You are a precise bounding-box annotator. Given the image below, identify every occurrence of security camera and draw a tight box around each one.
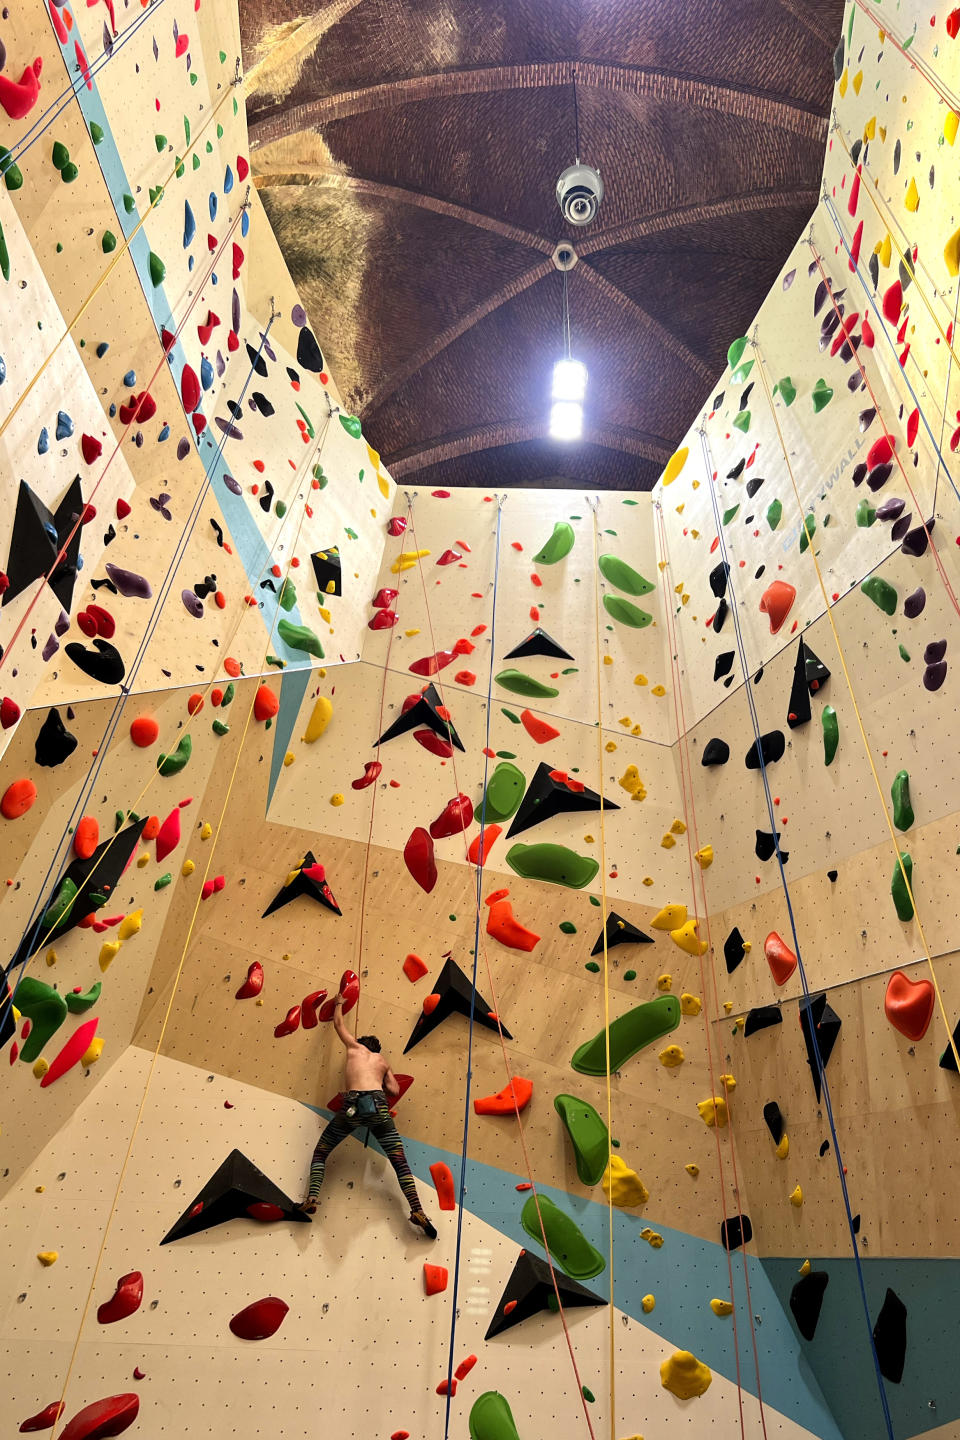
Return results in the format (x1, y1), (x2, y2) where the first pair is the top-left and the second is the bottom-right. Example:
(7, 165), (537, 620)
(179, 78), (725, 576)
(556, 162), (603, 227)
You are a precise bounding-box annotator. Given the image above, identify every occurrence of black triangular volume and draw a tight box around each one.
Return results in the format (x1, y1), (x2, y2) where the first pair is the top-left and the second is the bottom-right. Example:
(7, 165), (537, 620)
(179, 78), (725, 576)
(872, 1288), (907, 1384)
(791, 1271), (829, 1341)
(763, 1101), (784, 1144)
(49, 475), (85, 612)
(709, 561), (730, 599)
(799, 992), (841, 1103)
(161, 1148), (311, 1244)
(724, 926), (746, 974)
(591, 911), (653, 956)
(262, 850), (341, 919)
(374, 683), (465, 752)
(804, 645), (830, 695)
(502, 628), (574, 662)
(403, 957), (510, 1054)
(3, 481), (63, 606)
(720, 1214), (752, 1251)
(702, 738), (729, 767)
(485, 1249), (604, 1339)
(938, 1018), (960, 1072)
(507, 762), (619, 839)
(745, 731), (785, 769)
(787, 641), (812, 729)
(311, 545), (342, 597)
(744, 1006), (782, 1037)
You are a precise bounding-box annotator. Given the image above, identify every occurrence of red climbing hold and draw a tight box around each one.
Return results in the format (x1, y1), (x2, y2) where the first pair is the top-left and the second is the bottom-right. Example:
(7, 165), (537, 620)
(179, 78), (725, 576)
(19, 1401), (65, 1432)
(906, 409), (919, 448)
(235, 962), (264, 999)
(387, 517), (407, 536)
(424, 1264), (448, 1295)
(455, 1355), (478, 1380)
(422, 994), (441, 1015)
(58, 1395), (139, 1440)
(410, 648), (457, 677)
(316, 970), (359, 1022)
(390, 1432), (411, 1440)
(485, 890), (540, 952)
(473, 1077), (533, 1115)
(300, 990), (328, 1029)
(467, 824), (501, 867)
(228, 1297), (289, 1340)
(74, 817), (100, 861)
(1, 696), (21, 729)
(847, 164), (861, 217)
(245, 1202), (285, 1222)
(97, 1272), (144, 1325)
(232, 243), (245, 280)
(758, 580), (796, 635)
(130, 715), (159, 748)
(430, 1161), (456, 1210)
(949, 6), (960, 37)
(254, 686), (279, 721)
(155, 807), (181, 863)
(368, 609), (398, 629)
(274, 1006), (301, 1038)
(414, 728), (453, 758)
(40, 1018), (99, 1087)
(351, 761), (382, 790)
(403, 953), (429, 982)
(436, 1379), (457, 1397)
(882, 280), (903, 325)
(862, 314), (875, 348)
(81, 434), (103, 465)
(764, 931), (798, 986)
(404, 827), (438, 892)
(0, 57), (42, 121)
(429, 793), (474, 839)
(884, 970), (935, 1041)
(520, 709), (560, 744)
(2, 779), (37, 819)
(371, 588), (399, 608)
(436, 549), (462, 566)
(867, 435), (896, 469)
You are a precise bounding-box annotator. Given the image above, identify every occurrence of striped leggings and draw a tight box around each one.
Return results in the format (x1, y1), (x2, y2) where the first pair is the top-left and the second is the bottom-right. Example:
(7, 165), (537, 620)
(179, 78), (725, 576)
(308, 1090), (423, 1211)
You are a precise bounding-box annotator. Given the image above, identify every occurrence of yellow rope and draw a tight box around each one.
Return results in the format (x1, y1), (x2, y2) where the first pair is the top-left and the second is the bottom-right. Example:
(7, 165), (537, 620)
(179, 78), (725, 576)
(0, 80), (241, 444)
(590, 500), (616, 1440)
(752, 340), (960, 1072)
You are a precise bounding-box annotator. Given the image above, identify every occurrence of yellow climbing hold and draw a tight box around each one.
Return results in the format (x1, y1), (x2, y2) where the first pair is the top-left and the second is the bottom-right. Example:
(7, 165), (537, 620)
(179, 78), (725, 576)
(710, 1299), (734, 1317)
(630, 724), (642, 736)
(634, 674), (648, 686)
(838, 67), (848, 97)
(33, 1057), (49, 1079)
(878, 232), (892, 268)
(618, 765), (646, 800)
(798, 1258), (811, 1276)
(670, 922), (708, 958)
(852, 68), (863, 94)
(719, 1072), (736, 1091)
(330, 793), (345, 807)
(660, 1350), (712, 1400)
(776, 1134), (790, 1159)
(200, 822), (213, 841)
(603, 1154), (649, 1208)
(82, 1036), (104, 1067)
(863, 115), (876, 141)
(790, 1185), (803, 1208)
(651, 904), (686, 930)
(45, 949), (57, 967)
(945, 227), (960, 277)
(661, 833), (676, 849)
(391, 549), (431, 573)
(98, 940), (121, 973)
(182, 859), (195, 877)
(904, 177), (919, 212)
(605, 742), (617, 754)
(657, 973), (673, 992)
(651, 685), (666, 697)
(642, 1294), (656, 1314)
(661, 446), (689, 486)
(659, 1044), (684, 1068)
(642, 876), (654, 886)
(723, 1001), (733, 1014)
(136, 851), (150, 869)
(283, 752), (295, 767)
(685, 1163), (699, 1177)
(945, 110), (959, 146)
(646, 1232), (664, 1249)
(603, 654), (613, 667)
(697, 1096), (728, 1128)
(670, 819), (686, 835)
(583, 834), (594, 844)
(118, 908), (142, 941)
(37, 1251), (59, 1266)
(303, 694), (333, 742)
(694, 845), (713, 869)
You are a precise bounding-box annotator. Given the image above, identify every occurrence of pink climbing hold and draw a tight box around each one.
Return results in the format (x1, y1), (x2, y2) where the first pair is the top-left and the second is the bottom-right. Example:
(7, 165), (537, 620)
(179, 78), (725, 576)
(429, 793), (474, 839)
(58, 1395), (139, 1440)
(758, 580), (796, 635)
(40, 1017), (99, 1087)
(764, 931), (798, 986)
(0, 57), (42, 121)
(404, 827), (438, 893)
(155, 807), (181, 863)
(97, 1272), (144, 1325)
(229, 1297), (288, 1340)
(235, 962), (263, 999)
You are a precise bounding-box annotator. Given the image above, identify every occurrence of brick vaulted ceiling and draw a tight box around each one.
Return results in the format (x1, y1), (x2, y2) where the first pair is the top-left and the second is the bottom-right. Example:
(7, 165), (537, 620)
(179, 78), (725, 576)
(240, 0), (843, 491)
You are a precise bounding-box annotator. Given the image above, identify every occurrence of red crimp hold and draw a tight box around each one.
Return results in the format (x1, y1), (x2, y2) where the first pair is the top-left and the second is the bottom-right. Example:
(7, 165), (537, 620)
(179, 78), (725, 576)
(520, 709), (560, 744)
(40, 1017), (99, 1088)
(404, 827), (438, 892)
(430, 1162), (456, 1211)
(245, 1202), (285, 1222)
(390, 1432), (411, 1440)
(229, 1297), (288, 1340)
(155, 807), (181, 863)
(409, 648), (457, 677)
(132, 1370), (145, 1382)
(429, 793), (474, 839)
(436, 549), (462, 566)
(352, 761), (382, 790)
(59, 1393), (139, 1440)
(424, 1264), (448, 1295)
(368, 609), (398, 629)
(274, 1006), (301, 1038)
(235, 962), (263, 1000)
(455, 1354), (478, 1381)
(97, 1272), (144, 1325)
(467, 824), (501, 867)
(436, 1379), (457, 1397)
(300, 990), (328, 1029)
(316, 970), (359, 1022)
(414, 729), (453, 758)
(372, 588), (399, 608)
(402, 953), (429, 982)
(473, 1077), (533, 1115)
(19, 1401), (65, 1432)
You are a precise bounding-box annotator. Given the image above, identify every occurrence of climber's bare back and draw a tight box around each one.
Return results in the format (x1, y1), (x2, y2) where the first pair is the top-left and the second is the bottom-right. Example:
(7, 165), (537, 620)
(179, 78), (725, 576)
(344, 1045), (390, 1092)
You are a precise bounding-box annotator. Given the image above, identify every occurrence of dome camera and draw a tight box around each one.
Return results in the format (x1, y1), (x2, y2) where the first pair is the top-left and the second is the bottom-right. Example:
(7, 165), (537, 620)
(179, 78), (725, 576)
(556, 162), (603, 227)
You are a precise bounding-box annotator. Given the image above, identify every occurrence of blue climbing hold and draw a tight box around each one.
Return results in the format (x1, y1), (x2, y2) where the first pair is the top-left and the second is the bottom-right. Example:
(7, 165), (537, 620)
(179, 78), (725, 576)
(55, 410), (73, 440)
(200, 356), (214, 390)
(37, 427), (49, 454)
(96, 342), (109, 358)
(183, 200), (196, 248)
(241, 209), (249, 238)
(158, 424), (170, 442)
(123, 370), (136, 388)
(223, 164), (234, 194)
(209, 192), (217, 221)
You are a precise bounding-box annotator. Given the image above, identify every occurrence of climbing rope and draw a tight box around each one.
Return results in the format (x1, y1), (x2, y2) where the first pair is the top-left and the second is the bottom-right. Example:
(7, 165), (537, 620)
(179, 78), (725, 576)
(698, 423), (898, 1440)
(850, 0), (960, 114)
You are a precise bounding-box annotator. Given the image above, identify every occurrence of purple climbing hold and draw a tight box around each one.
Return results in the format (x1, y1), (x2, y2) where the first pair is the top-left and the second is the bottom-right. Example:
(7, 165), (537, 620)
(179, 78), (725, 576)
(223, 474), (242, 496)
(177, 438), (190, 461)
(181, 589), (204, 618)
(852, 463), (867, 487)
(291, 304), (307, 327)
(866, 463), (893, 491)
(891, 513), (912, 542)
(232, 288), (240, 332)
(924, 661), (947, 692)
(105, 564), (153, 599)
(903, 587), (926, 619)
(924, 640), (946, 665)
(876, 498), (904, 521)
(42, 635), (59, 662)
(55, 610), (70, 637)
(216, 418), (243, 441)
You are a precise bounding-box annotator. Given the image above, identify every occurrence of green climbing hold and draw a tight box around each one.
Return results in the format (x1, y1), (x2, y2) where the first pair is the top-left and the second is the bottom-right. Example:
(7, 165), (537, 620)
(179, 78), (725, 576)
(277, 618), (324, 658)
(892, 770), (914, 830)
(155, 873), (173, 890)
(480, 761), (526, 824)
(276, 500), (287, 519)
(589, 895), (600, 907)
(51, 140), (70, 171)
(278, 579), (297, 612)
(582, 1388), (596, 1404)
(15, 978), (68, 1063)
(554, 1093), (610, 1185)
(313, 464), (328, 488)
(766, 498), (782, 531)
(623, 969), (637, 982)
(506, 842), (599, 890)
(533, 520), (575, 564)
(469, 1393), (522, 1440)
(114, 809), (124, 832)
(822, 705), (839, 765)
(123, 193), (136, 214)
(495, 669), (559, 699)
(733, 410), (751, 433)
(42, 876), (78, 933)
(155, 134), (167, 152)
(799, 514), (817, 553)
(60, 162), (79, 184)
(730, 361), (754, 385)
(559, 921), (577, 934)
(221, 682), (235, 706)
(501, 708), (520, 724)
(811, 378), (833, 412)
(212, 719), (229, 736)
(861, 575), (898, 615)
(101, 232), (117, 254)
(66, 982), (101, 1014)
(339, 414), (363, 439)
(496, 750), (517, 760)
(157, 734), (192, 777)
(727, 336), (749, 370)
(0, 218), (9, 281)
(775, 376), (797, 406)
(149, 252), (166, 287)
(723, 505), (740, 526)
(90, 122), (104, 145)
(0, 146), (23, 191)
(585, 961), (600, 973)
(856, 499), (877, 527)
(899, 644), (910, 662)
(597, 554), (654, 596)
(572, 996), (681, 1076)
(520, 1193), (605, 1279)
(602, 595), (653, 629)
(892, 851), (915, 921)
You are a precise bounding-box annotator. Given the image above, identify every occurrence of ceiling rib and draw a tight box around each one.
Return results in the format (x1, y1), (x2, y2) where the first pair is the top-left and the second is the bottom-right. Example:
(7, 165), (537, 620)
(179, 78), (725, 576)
(576, 264), (714, 383)
(576, 187), (821, 255)
(385, 419), (673, 476)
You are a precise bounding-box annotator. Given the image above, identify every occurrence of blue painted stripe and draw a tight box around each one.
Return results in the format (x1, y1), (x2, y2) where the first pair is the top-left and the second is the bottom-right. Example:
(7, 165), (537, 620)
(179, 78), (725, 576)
(267, 664), (311, 807)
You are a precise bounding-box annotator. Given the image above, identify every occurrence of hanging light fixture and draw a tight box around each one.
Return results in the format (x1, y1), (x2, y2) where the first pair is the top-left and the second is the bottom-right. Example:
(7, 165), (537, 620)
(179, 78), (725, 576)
(549, 263), (586, 441)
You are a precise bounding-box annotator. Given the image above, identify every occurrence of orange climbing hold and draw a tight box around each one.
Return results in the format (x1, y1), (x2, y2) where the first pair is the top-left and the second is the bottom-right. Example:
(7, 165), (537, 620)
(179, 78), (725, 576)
(520, 709), (561, 744)
(467, 824), (501, 867)
(430, 1161), (456, 1210)
(422, 993), (441, 1015)
(884, 970), (935, 1041)
(130, 715), (159, 747)
(485, 889), (541, 951)
(455, 1355), (478, 1380)
(758, 580), (796, 635)
(473, 1077), (533, 1115)
(254, 686), (279, 722)
(73, 816), (99, 860)
(1, 779), (37, 820)
(423, 1264), (448, 1296)
(764, 932), (798, 986)
(142, 815), (160, 842)
(403, 953), (429, 983)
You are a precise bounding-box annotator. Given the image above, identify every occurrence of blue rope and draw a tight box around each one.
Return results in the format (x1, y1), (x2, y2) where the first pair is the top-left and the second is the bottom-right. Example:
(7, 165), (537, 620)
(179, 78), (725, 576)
(443, 496), (504, 1440)
(697, 425), (896, 1440)
(2, 301), (275, 1031)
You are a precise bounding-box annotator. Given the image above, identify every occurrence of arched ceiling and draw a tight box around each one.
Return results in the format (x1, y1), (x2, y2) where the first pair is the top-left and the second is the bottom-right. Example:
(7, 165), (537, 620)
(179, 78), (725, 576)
(240, 0), (842, 490)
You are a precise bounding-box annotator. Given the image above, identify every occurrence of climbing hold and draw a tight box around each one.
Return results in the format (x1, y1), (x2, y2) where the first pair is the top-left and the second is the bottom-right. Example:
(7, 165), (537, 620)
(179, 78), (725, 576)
(424, 1264), (448, 1296)
(58, 1395), (140, 1440)
(277, 620), (323, 658)
(861, 575), (898, 615)
(679, 993), (701, 1016)
(597, 555), (654, 595)
(508, 764), (618, 837)
(745, 731), (785, 769)
(661, 446), (688, 486)
(503, 627), (574, 662)
(40, 1017), (99, 1088)
(495, 669), (559, 699)
(403, 827), (437, 893)
(572, 996), (680, 1075)
(130, 716), (159, 748)
(789, 1185), (803, 1208)
(469, 1393), (522, 1440)
(884, 970), (934, 1040)
(229, 1297), (289, 1340)
(660, 1351), (712, 1400)
(697, 1097), (728, 1128)
(15, 979), (68, 1063)
(619, 765), (646, 800)
(764, 932), (798, 986)
(66, 983), (101, 1015)
(533, 521), (575, 564)
(485, 890), (540, 951)
(758, 581), (796, 634)
(97, 1272), (144, 1324)
(554, 1094), (609, 1184)
(790, 1271), (829, 1341)
(2, 778), (37, 819)
(811, 378), (833, 412)
(404, 958), (510, 1052)
(520, 1193), (605, 1279)
(659, 1044), (684, 1067)
(891, 851), (914, 921)
(701, 738), (729, 766)
(519, 709), (561, 744)
(601, 1154), (648, 1207)
(18, 1401), (66, 1432)
(431, 1162), (456, 1210)
(669, 920), (708, 957)
(475, 1077), (533, 1116)
(157, 736), (192, 777)
(98, 941), (121, 973)
(651, 904), (686, 931)
(236, 962), (264, 1000)
(603, 595), (653, 628)
(822, 706), (839, 766)
(891, 770), (914, 830)
(710, 1299), (734, 1317)
(872, 1287), (907, 1383)
(591, 913), (653, 953)
(486, 1250), (603, 1340)
(694, 845), (713, 868)
(254, 686), (279, 722)
(506, 842), (598, 889)
(430, 793), (474, 839)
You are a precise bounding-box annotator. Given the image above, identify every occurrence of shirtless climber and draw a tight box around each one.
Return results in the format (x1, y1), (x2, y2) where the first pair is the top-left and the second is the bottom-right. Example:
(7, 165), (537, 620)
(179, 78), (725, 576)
(299, 995), (437, 1238)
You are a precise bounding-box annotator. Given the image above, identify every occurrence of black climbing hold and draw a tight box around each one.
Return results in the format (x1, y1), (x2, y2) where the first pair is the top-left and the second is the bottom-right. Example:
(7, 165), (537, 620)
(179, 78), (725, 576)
(799, 992), (842, 1103)
(755, 830), (787, 864)
(506, 762), (619, 839)
(296, 326), (325, 373)
(712, 598), (728, 634)
(702, 738), (729, 767)
(833, 36), (844, 81)
(374, 682), (465, 752)
(804, 645), (830, 694)
(763, 1101), (784, 1144)
(485, 1248), (604, 1339)
(502, 627), (574, 662)
(745, 476), (765, 499)
(714, 651), (735, 682)
(258, 480), (275, 514)
(709, 562), (730, 599)
(727, 458), (744, 479)
(262, 849), (341, 919)
(404, 956), (510, 1054)
(852, 462), (867, 487)
(251, 391), (275, 417)
(787, 642), (812, 729)
(866, 463), (892, 492)
(745, 731), (785, 769)
(35, 707), (78, 767)
(819, 1139), (831, 1156)
(591, 912), (653, 956)
(872, 1288), (907, 1384)
(902, 520), (933, 558)
(65, 639), (126, 685)
(724, 926), (746, 974)
(720, 1215), (752, 1251)
(744, 1006), (783, 1036)
(161, 1148), (310, 1244)
(3, 476), (85, 611)
(244, 342), (268, 377)
(827, 870), (838, 882)
(311, 545), (342, 597)
(938, 1016), (960, 1072)
(791, 1271), (829, 1341)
